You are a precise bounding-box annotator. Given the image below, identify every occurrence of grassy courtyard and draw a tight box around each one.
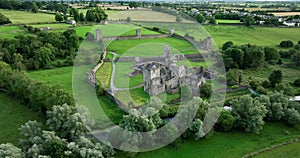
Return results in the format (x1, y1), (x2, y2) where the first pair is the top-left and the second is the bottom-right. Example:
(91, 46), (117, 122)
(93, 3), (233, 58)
(0, 93), (43, 145)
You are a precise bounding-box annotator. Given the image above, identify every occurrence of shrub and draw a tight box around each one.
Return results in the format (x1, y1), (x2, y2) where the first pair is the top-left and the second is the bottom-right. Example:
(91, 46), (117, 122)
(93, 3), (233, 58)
(280, 40), (294, 48)
(294, 78), (300, 87)
(215, 110), (235, 132)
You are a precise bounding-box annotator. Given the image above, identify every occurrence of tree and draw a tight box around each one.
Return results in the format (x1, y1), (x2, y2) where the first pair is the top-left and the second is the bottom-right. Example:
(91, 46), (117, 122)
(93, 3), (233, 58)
(224, 47), (244, 68)
(208, 16), (216, 24)
(126, 17), (131, 23)
(242, 15), (255, 26)
(275, 83), (295, 96)
(47, 104), (95, 141)
(34, 47), (53, 69)
(268, 70), (282, 87)
(0, 12), (11, 25)
(243, 45), (265, 68)
(86, 7), (107, 22)
(231, 95), (267, 134)
(79, 12), (85, 21)
(31, 2), (39, 13)
(222, 41), (234, 51)
(280, 40), (294, 48)
(195, 14), (205, 23)
(264, 46), (280, 61)
(70, 8), (80, 22)
(180, 84), (192, 101)
(199, 83), (212, 98)
(215, 110), (235, 132)
(175, 15), (182, 23)
(11, 53), (25, 71)
(55, 13), (64, 22)
(0, 143), (22, 157)
(294, 78), (300, 87)
(184, 119), (205, 140)
(291, 51), (300, 66)
(284, 108), (300, 126)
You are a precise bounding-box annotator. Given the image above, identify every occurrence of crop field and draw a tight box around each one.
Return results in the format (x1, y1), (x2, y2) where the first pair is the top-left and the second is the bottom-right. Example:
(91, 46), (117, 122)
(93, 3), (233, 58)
(0, 9), (55, 24)
(107, 37), (198, 55)
(203, 25), (300, 48)
(109, 10), (194, 23)
(126, 122), (300, 158)
(75, 24), (159, 37)
(0, 25), (27, 38)
(254, 142), (300, 158)
(271, 12), (300, 17)
(0, 93), (43, 145)
(216, 19), (242, 24)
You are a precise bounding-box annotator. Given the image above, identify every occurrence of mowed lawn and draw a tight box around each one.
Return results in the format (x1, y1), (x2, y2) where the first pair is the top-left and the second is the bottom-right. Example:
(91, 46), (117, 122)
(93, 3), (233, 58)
(127, 122), (300, 158)
(204, 25), (300, 48)
(254, 142), (300, 158)
(0, 93), (43, 145)
(0, 9), (55, 24)
(75, 24), (159, 38)
(0, 25), (28, 38)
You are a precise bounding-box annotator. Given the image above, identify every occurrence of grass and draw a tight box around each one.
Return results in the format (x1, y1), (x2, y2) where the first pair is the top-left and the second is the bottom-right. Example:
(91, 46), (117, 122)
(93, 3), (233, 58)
(75, 24), (159, 38)
(0, 9), (55, 24)
(97, 62), (112, 88)
(114, 62), (143, 88)
(30, 23), (73, 29)
(107, 37), (198, 56)
(203, 25), (300, 48)
(0, 25), (28, 38)
(254, 142), (300, 158)
(115, 87), (150, 107)
(123, 122), (300, 158)
(0, 93), (43, 145)
(28, 66), (73, 92)
(176, 60), (214, 69)
(216, 19), (242, 24)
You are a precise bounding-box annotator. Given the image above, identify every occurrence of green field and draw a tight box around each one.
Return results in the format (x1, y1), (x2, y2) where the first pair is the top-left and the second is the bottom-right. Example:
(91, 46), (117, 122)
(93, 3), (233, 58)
(216, 19), (242, 24)
(30, 23), (73, 29)
(107, 37), (198, 55)
(254, 142), (300, 158)
(0, 9), (55, 24)
(126, 122), (300, 158)
(203, 25), (300, 48)
(0, 93), (43, 145)
(0, 25), (27, 38)
(97, 62), (112, 89)
(75, 24), (159, 38)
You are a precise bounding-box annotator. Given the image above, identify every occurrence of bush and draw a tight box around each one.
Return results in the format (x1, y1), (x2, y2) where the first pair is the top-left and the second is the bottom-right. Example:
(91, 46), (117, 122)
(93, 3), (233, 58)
(280, 40), (294, 48)
(152, 27), (160, 32)
(249, 80), (260, 90)
(215, 110), (235, 132)
(200, 84), (212, 98)
(294, 78), (300, 87)
(256, 86), (267, 94)
(262, 80), (271, 88)
(230, 85), (239, 89)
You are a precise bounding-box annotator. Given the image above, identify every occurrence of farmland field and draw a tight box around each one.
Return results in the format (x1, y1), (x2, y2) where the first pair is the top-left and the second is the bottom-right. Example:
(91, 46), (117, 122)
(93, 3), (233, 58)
(0, 9), (55, 24)
(109, 10), (194, 23)
(30, 23), (73, 29)
(203, 25), (300, 48)
(0, 93), (43, 145)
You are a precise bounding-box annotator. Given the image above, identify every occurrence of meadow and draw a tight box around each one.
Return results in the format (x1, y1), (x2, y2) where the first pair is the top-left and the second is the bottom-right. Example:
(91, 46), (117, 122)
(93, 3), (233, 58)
(203, 25), (300, 48)
(0, 9), (55, 24)
(254, 142), (300, 158)
(125, 122), (300, 158)
(0, 25), (27, 38)
(30, 23), (73, 29)
(0, 93), (43, 145)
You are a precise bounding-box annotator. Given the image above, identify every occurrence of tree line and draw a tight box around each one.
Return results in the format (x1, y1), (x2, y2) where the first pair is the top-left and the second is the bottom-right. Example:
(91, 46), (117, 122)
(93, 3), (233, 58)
(0, 0), (39, 13)
(0, 29), (79, 70)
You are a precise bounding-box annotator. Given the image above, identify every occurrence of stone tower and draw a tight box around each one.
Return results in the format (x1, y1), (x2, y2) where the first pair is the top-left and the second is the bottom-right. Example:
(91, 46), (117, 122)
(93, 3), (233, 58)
(169, 28), (175, 35)
(136, 29), (141, 39)
(96, 29), (102, 42)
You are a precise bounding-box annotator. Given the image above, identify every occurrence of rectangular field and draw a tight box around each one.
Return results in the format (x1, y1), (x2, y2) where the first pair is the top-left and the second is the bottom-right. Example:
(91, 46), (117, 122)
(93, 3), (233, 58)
(0, 9), (55, 24)
(0, 25), (28, 38)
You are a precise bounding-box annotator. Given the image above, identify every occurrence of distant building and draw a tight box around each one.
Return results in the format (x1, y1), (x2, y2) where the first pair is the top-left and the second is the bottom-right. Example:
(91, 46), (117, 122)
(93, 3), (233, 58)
(66, 20), (76, 25)
(283, 21), (296, 27)
(40, 26), (51, 31)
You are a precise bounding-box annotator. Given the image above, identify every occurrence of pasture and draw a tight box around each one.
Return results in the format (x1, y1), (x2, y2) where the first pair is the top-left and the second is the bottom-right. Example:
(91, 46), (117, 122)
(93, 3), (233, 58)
(0, 25), (27, 38)
(30, 23), (73, 29)
(127, 122), (300, 158)
(203, 25), (300, 48)
(0, 9), (55, 24)
(0, 93), (43, 145)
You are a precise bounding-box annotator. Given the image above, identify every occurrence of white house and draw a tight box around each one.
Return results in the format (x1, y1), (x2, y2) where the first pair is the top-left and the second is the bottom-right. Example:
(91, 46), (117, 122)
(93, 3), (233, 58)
(66, 20), (76, 25)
